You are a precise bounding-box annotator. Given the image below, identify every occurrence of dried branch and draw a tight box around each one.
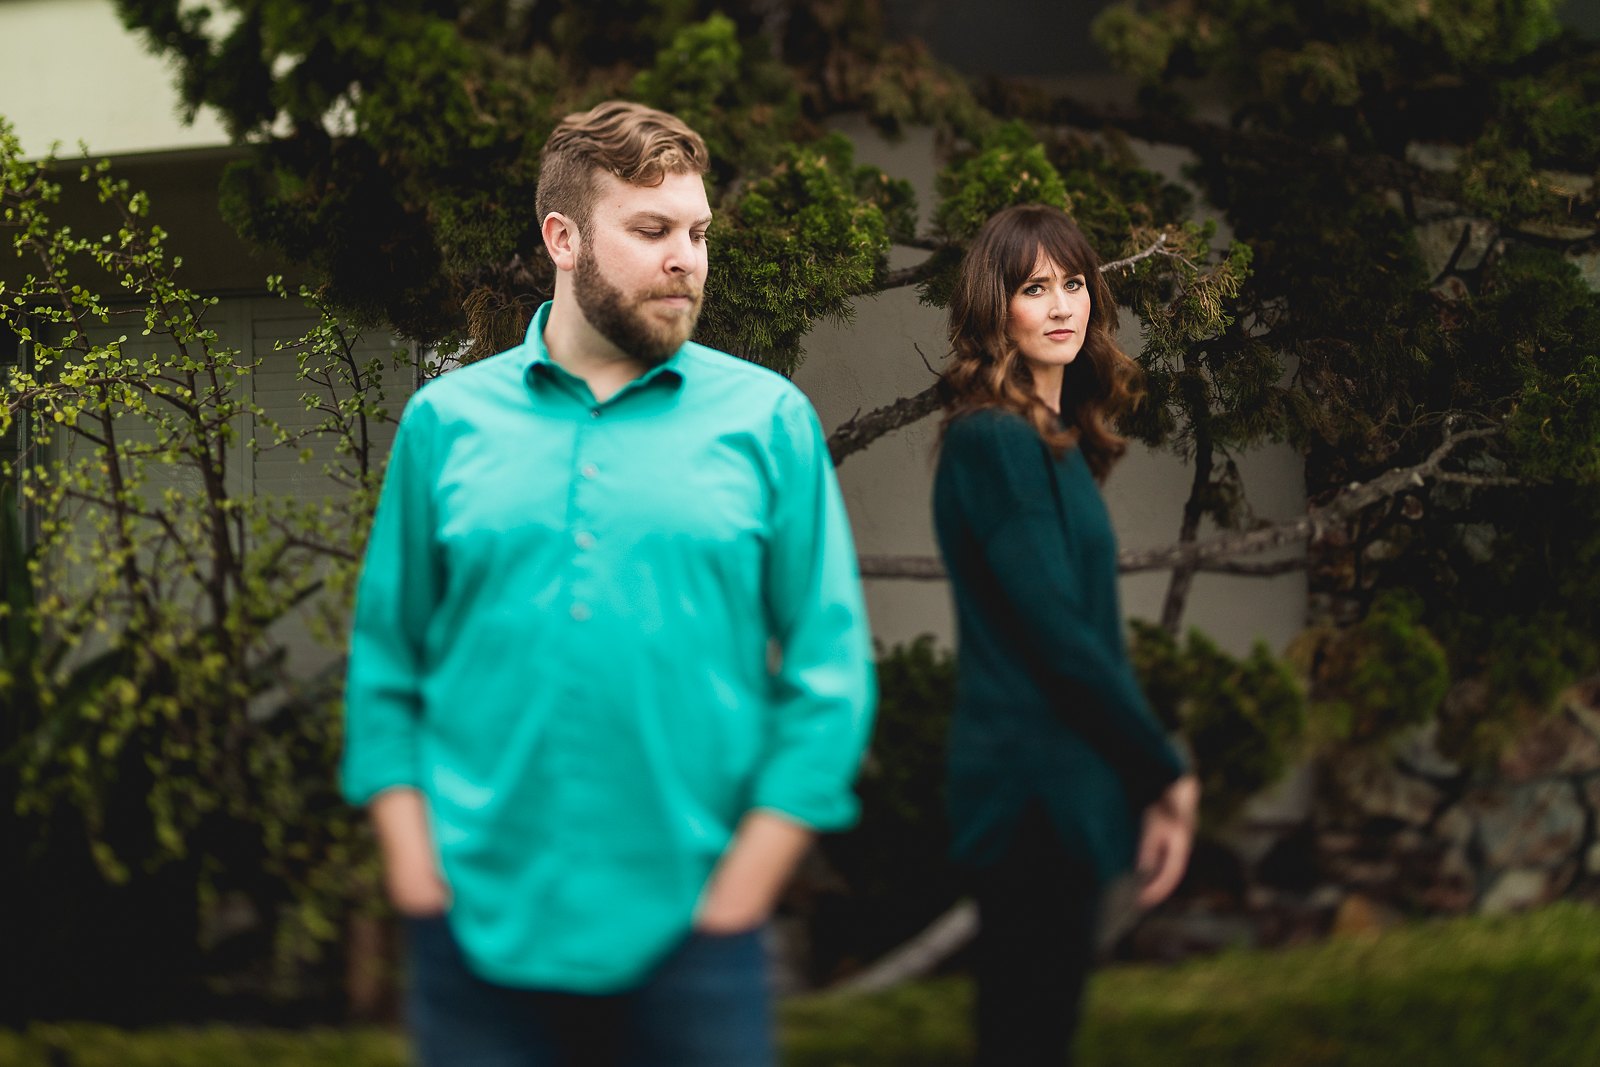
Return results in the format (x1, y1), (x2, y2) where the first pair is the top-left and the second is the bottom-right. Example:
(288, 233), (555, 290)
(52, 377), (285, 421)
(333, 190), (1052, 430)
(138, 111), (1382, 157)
(1119, 426), (1501, 573)
(880, 256), (947, 291)
(1100, 234), (1170, 273)
(827, 384), (941, 466)
(830, 900), (978, 994)
(1197, 557), (1306, 577)
(857, 553), (946, 580)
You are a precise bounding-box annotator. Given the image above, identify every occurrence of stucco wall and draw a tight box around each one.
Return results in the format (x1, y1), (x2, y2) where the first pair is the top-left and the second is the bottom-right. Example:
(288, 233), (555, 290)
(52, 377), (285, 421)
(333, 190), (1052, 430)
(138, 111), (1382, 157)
(1, 0), (230, 158)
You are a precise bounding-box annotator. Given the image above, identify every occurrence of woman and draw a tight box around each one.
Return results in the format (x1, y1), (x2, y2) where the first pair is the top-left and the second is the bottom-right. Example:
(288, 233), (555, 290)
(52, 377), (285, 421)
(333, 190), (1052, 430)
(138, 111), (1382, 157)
(933, 203), (1200, 1066)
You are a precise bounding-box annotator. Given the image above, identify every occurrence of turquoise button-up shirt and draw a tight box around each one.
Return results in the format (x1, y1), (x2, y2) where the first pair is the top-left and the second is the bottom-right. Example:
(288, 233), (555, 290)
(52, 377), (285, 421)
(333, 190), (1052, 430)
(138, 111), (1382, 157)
(342, 302), (876, 993)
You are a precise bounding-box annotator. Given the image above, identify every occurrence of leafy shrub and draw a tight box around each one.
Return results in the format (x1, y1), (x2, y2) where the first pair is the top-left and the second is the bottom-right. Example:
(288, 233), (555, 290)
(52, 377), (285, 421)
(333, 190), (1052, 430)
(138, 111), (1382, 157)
(1130, 622), (1307, 824)
(1295, 592), (1450, 747)
(809, 636), (960, 982)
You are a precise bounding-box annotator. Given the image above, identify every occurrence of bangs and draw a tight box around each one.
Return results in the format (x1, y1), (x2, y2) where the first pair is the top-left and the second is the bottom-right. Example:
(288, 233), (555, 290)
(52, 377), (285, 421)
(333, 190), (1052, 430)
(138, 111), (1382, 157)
(999, 210), (1098, 294)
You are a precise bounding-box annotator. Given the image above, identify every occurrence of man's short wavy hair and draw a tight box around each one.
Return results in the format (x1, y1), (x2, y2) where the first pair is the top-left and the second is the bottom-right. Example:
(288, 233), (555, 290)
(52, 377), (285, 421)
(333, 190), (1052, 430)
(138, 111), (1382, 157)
(536, 101), (710, 233)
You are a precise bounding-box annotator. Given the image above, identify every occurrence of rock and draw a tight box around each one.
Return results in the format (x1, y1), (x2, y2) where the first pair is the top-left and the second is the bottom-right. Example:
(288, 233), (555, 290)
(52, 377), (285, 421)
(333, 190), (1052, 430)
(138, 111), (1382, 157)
(1432, 805), (1475, 847)
(1479, 868), (1554, 915)
(1306, 885), (1346, 912)
(1497, 706), (1600, 783)
(1395, 720), (1463, 781)
(1472, 781), (1586, 870)
(1329, 753), (1442, 826)
(1126, 908), (1261, 962)
(1256, 825), (1323, 894)
(1331, 893), (1402, 938)
(1416, 845), (1477, 913)
(1565, 678), (1600, 741)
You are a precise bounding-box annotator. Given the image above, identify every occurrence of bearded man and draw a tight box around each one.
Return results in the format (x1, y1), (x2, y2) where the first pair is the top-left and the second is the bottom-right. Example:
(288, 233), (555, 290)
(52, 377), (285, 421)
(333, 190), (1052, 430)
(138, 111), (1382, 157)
(341, 101), (876, 1067)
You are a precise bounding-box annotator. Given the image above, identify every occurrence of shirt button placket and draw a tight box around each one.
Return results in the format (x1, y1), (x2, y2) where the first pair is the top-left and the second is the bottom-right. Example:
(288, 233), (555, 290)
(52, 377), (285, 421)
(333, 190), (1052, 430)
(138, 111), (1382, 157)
(570, 414), (600, 627)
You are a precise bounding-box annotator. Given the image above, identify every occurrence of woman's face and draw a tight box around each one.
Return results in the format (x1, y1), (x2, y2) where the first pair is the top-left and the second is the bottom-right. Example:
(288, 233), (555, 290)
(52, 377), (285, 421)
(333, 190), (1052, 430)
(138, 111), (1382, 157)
(1006, 252), (1090, 376)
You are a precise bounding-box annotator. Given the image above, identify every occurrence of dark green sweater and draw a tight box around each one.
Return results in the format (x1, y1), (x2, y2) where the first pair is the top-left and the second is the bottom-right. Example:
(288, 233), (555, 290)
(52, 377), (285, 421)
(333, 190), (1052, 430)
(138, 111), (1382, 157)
(933, 409), (1187, 883)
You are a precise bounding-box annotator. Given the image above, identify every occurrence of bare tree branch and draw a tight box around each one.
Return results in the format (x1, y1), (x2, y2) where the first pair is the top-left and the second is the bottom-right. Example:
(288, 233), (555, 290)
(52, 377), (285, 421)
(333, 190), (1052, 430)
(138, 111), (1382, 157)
(830, 900), (978, 994)
(1120, 426), (1500, 573)
(828, 384), (941, 466)
(1100, 234), (1170, 273)
(1198, 557), (1306, 577)
(858, 553), (946, 580)
(880, 256), (947, 291)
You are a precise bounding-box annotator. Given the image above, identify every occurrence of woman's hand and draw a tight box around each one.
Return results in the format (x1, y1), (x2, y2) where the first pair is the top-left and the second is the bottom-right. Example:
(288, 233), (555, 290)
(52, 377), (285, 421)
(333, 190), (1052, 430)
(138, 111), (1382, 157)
(1136, 774), (1199, 908)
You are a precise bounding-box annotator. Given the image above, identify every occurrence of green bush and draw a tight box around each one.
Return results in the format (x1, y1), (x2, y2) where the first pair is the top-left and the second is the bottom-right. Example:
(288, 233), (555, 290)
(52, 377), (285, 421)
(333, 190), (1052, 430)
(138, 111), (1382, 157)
(809, 636), (961, 981)
(1299, 592), (1450, 747)
(1130, 622), (1307, 824)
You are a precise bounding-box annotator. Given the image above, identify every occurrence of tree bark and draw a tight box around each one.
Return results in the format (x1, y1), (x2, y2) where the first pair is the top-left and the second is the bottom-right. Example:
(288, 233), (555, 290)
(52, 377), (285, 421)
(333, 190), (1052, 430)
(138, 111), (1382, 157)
(1159, 383), (1214, 634)
(827, 385), (941, 466)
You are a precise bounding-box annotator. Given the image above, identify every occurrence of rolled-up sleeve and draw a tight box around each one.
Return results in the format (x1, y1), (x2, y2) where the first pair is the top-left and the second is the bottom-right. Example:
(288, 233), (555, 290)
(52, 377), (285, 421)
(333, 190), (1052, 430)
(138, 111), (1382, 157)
(750, 390), (877, 831)
(341, 397), (443, 805)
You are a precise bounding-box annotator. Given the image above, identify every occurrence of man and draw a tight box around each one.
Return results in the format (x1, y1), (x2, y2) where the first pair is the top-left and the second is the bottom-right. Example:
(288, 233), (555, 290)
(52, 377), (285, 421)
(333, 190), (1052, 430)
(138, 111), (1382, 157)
(341, 100), (876, 1066)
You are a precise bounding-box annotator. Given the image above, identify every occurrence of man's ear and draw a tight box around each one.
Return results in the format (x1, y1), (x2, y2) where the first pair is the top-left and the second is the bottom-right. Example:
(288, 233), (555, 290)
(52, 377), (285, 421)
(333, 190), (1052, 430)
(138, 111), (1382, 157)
(542, 212), (580, 273)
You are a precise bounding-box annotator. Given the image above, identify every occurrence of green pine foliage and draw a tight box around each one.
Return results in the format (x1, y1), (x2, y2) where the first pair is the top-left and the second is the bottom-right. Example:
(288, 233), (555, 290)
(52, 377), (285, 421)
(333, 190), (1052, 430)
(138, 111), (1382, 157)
(697, 134), (894, 372)
(1294, 593), (1451, 747)
(1130, 622), (1307, 824)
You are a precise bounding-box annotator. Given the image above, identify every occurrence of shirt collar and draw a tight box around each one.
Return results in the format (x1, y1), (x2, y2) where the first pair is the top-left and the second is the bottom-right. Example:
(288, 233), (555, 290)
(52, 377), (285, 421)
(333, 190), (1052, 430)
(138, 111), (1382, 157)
(520, 300), (689, 392)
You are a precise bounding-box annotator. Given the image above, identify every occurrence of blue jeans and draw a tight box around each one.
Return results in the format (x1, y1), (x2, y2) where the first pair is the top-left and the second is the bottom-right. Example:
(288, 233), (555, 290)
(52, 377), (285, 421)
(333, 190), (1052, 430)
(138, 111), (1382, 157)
(405, 915), (774, 1067)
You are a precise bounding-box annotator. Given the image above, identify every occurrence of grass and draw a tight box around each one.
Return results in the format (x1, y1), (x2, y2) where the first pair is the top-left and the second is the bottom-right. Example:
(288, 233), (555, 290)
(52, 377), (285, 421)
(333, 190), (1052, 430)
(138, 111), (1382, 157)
(785, 901), (1600, 1066)
(6, 902), (1600, 1066)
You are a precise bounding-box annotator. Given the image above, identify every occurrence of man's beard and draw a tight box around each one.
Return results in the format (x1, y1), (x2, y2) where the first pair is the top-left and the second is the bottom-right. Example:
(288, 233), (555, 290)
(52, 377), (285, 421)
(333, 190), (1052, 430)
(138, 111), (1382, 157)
(574, 245), (703, 366)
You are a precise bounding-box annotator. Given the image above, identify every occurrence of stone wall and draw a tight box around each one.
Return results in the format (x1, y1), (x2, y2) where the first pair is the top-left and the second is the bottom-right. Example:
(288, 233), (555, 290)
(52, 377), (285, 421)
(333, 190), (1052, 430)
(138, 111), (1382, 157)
(1124, 678), (1600, 959)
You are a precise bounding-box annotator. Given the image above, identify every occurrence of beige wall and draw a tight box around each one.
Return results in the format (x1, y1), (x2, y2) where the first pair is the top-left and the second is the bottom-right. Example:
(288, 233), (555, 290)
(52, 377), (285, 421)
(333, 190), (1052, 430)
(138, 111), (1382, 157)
(2, 0), (230, 158)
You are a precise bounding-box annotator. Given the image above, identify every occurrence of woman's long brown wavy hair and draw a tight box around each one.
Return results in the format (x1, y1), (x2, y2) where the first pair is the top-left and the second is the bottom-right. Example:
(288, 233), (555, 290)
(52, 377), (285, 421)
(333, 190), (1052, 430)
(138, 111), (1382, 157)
(939, 204), (1142, 483)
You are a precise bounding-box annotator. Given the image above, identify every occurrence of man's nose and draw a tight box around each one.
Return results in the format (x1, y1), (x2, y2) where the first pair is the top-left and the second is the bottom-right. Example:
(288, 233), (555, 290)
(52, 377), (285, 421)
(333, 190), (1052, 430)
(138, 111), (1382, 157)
(663, 231), (697, 274)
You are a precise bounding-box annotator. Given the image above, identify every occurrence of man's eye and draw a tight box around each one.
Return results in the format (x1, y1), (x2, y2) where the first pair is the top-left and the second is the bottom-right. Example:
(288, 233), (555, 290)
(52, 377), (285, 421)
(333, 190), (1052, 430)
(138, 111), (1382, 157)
(691, 231), (708, 243)
(638, 229), (665, 239)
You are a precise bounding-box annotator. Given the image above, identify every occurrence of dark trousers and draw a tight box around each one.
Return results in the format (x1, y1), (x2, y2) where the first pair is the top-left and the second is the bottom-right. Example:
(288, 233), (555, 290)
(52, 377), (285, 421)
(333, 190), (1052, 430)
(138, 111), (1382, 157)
(405, 915), (774, 1067)
(970, 810), (1103, 1067)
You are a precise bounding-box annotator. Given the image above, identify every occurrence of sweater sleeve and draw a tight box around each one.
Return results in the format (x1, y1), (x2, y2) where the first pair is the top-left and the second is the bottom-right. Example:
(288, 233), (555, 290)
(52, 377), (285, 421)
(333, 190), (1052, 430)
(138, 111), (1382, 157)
(945, 412), (1187, 806)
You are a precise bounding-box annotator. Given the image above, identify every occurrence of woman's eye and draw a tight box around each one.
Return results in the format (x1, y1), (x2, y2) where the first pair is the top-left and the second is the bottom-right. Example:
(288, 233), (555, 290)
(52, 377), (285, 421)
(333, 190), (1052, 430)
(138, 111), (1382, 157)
(1022, 284), (1044, 296)
(1065, 277), (1084, 291)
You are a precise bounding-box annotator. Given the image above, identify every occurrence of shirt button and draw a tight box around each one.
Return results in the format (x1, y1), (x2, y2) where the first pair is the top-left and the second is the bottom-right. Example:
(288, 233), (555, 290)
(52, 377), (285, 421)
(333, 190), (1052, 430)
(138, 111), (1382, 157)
(589, 408), (601, 418)
(574, 531), (595, 549)
(570, 603), (591, 622)
(580, 463), (599, 479)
